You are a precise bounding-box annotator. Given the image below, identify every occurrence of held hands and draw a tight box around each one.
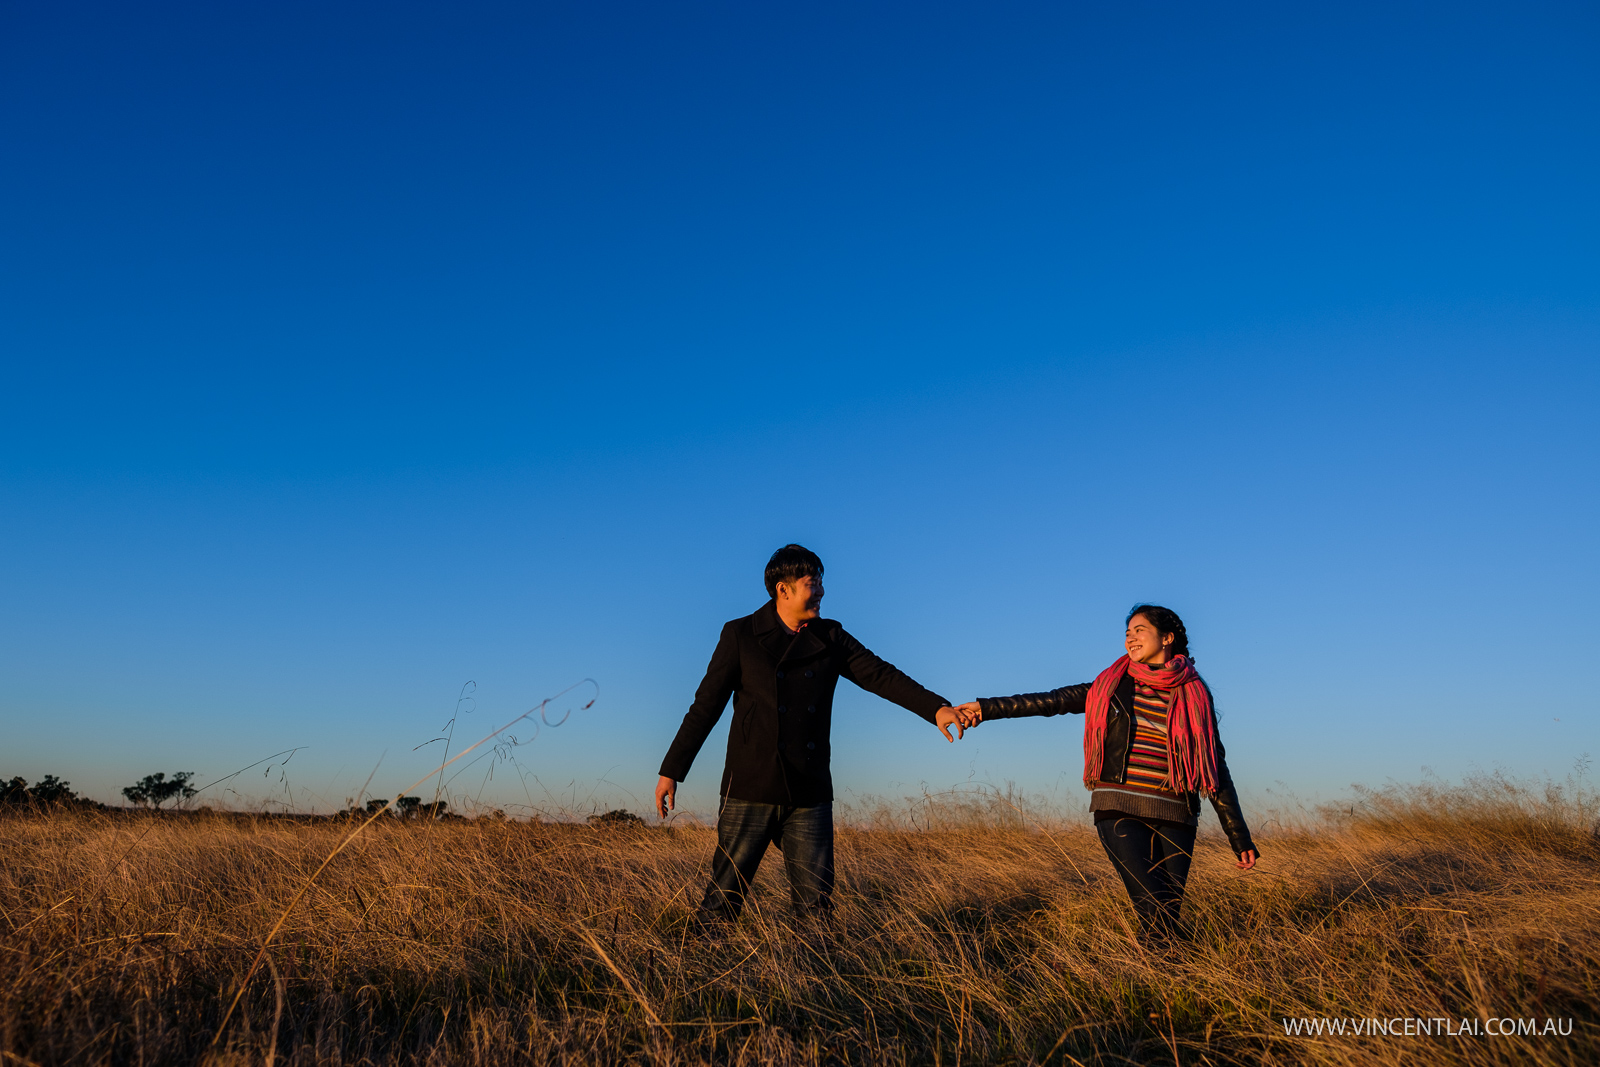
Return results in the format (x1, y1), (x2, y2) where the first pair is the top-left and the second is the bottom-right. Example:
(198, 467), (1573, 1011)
(1236, 848), (1258, 871)
(951, 702), (983, 728)
(935, 702), (985, 742)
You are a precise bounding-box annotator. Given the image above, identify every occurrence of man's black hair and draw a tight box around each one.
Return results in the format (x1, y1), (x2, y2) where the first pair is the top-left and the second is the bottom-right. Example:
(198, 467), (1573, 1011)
(764, 544), (823, 599)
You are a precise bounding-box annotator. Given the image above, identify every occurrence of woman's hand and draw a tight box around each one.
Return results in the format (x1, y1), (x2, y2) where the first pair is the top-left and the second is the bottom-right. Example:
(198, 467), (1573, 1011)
(951, 701), (983, 728)
(1236, 849), (1258, 871)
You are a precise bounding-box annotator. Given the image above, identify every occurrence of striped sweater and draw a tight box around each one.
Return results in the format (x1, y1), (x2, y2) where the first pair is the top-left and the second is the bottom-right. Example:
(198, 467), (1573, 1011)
(1088, 679), (1197, 826)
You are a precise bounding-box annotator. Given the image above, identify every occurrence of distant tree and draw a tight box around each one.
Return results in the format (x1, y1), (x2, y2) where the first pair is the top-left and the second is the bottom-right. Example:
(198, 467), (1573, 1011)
(122, 772), (198, 809)
(1, 775), (81, 807)
(395, 796), (421, 819)
(414, 800), (447, 820)
(31, 776), (77, 804)
(365, 798), (391, 815)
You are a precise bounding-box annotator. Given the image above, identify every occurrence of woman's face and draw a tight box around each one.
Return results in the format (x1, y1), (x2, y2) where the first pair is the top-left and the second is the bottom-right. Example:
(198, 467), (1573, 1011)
(1125, 614), (1175, 665)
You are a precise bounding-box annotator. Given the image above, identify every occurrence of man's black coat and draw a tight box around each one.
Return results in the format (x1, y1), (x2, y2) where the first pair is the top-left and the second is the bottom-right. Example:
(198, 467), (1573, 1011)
(659, 601), (949, 806)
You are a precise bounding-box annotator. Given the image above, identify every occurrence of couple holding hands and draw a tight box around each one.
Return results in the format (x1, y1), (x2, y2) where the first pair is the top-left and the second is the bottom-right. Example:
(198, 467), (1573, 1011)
(655, 545), (1258, 940)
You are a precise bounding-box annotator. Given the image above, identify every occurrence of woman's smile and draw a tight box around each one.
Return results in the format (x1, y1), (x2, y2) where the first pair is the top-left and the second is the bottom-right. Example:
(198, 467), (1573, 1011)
(1125, 613), (1175, 665)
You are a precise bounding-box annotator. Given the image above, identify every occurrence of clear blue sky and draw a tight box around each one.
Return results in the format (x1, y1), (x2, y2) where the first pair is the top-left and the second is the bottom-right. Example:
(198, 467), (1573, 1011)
(3, 1), (1596, 817)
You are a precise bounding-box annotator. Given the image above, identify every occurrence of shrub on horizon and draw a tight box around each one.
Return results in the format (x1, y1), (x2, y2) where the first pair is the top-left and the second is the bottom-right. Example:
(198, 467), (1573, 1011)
(1, 774), (84, 808)
(587, 809), (644, 828)
(121, 771), (198, 810)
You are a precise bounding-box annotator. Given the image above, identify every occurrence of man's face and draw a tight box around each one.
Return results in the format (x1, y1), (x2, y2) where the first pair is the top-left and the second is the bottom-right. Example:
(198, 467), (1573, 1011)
(776, 574), (824, 621)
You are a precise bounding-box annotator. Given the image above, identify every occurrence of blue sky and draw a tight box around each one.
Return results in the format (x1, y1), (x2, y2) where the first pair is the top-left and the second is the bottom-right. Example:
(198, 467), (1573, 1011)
(2, 1), (1596, 818)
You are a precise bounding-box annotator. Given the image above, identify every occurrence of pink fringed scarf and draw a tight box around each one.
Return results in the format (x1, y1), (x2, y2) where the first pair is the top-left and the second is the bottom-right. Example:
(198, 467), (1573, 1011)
(1082, 654), (1220, 795)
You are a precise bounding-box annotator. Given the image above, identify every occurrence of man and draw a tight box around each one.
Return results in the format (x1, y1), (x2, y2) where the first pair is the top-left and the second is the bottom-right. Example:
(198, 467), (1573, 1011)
(656, 544), (967, 926)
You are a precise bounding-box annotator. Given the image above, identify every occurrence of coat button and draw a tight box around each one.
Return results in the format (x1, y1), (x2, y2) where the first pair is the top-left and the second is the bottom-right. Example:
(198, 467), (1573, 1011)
(778, 705), (786, 713)
(776, 671), (785, 679)
(804, 670), (813, 678)
(806, 741), (815, 751)
(807, 704), (815, 713)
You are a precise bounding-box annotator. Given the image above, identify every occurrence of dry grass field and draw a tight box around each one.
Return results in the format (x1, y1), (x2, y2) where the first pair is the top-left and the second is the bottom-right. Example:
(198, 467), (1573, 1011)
(2, 776), (1597, 1066)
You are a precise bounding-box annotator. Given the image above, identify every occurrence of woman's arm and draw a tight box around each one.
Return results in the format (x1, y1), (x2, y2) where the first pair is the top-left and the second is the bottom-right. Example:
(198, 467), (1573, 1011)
(957, 682), (1091, 724)
(1207, 740), (1258, 864)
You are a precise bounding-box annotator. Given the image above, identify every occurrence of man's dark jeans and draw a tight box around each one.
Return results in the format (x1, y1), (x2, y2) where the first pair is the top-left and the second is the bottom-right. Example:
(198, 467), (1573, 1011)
(1096, 816), (1196, 937)
(696, 797), (833, 923)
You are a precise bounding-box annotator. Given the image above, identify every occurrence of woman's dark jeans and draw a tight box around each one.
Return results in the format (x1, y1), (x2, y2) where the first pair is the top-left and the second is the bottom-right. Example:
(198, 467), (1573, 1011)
(1096, 816), (1196, 936)
(696, 797), (834, 923)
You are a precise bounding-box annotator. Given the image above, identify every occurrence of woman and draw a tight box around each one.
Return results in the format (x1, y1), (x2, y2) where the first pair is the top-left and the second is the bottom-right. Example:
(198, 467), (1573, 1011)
(951, 605), (1257, 939)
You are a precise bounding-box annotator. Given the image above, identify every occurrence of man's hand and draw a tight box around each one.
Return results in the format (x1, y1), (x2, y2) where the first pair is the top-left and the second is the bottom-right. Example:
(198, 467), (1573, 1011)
(654, 775), (677, 819)
(1236, 848), (1258, 871)
(935, 707), (966, 742)
(951, 701), (983, 728)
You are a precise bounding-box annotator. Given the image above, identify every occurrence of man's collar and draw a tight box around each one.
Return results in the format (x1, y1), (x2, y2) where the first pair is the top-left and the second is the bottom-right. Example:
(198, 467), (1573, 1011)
(752, 599), (818, 636)
(752, 599), (783, 634)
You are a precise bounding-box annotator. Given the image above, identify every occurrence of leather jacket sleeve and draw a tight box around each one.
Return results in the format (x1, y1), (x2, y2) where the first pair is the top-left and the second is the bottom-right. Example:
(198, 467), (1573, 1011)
(1206, 740), (1257, 857)
(977, 682), (1090, 720)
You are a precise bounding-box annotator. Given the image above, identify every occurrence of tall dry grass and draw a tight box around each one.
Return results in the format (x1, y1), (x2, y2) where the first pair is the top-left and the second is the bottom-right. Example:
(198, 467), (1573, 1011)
(2, 776), (1597, 1066)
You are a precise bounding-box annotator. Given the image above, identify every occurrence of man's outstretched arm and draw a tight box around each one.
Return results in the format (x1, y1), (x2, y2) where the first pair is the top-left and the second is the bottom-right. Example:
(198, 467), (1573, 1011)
(656, 622), (741, 816)
(836, 627), (954, 731)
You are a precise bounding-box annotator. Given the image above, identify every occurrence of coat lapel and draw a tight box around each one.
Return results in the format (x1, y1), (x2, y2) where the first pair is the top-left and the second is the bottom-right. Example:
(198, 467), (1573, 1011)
(750, 599), (828, 664)
(751, 600), (790, 662)
(1112, 673), (1135, 716)
(779, 624), (826, 664)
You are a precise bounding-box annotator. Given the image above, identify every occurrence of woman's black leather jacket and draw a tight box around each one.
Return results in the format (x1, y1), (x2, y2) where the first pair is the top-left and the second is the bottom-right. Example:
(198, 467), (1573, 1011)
(978, 674), (1257, 856)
